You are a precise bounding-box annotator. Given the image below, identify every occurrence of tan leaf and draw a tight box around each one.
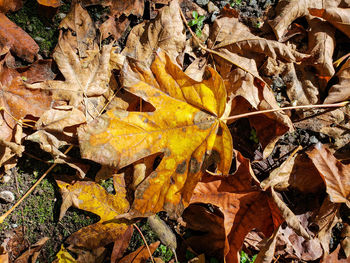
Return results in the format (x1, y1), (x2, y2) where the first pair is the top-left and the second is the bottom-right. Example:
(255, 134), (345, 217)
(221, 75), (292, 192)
(99, 16), (130, 41)
(121, 0), (185, 66)
(307, 143), (350, 207)
(26, 3), (114, 122)
(341, 224), (350, 258)
(0, 14), (39, 62)
(325, 56), (350, 104)
(78, 51), (232, 218)
(309, 7), (350, 38)
(254, 226), (281, 263)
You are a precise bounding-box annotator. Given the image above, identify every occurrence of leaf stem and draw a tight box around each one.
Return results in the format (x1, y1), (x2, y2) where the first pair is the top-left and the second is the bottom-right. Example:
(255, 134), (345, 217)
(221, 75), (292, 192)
(221, 101), (349, 121)
(133, 223), (155, 263)
(0, 145), (73, 224)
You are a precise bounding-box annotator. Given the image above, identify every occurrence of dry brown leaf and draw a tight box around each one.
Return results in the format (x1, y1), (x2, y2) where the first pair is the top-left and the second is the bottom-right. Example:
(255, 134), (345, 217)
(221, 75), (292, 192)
(79, 51), (233, 218)
(121, 0), (185, 66)
(189, 152), (284, 263)
(56, 174), (130, 249)
(0, 0), (23, 13)
(307, 143), (350, 208)
(118, 241), (160, 263)
(110, 226), (134, 263)
(320, 244), (349, 262)
(0, 14), (39, 62)
(254, 226), (281, 263)
(341, 224), (350, 258)
(14, 237), (49, 263)
(99, 16), (130, 41)
(26, 3), (114, 122)
(325, 57), (350, 104)
(309, 7), (350, 38)
(182, 204), (226, 261)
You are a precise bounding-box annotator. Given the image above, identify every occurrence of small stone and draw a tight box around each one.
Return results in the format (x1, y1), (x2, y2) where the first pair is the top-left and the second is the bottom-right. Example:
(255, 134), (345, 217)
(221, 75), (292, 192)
(57, 13), (66, 20)
(310, 136), (319, 144)
(107, 185), (114, 193)
(195, 0), (209, 6)
(1, 175), (11, 184)
(11, 224), (18, 228)
(207, 1), (219, 13)
(0, 191), (15, 203)
(34, 36), (45, 43)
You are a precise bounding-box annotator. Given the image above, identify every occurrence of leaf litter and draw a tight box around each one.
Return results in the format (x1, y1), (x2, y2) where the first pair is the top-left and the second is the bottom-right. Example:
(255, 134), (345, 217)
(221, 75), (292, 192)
(0, 0), (350, 262)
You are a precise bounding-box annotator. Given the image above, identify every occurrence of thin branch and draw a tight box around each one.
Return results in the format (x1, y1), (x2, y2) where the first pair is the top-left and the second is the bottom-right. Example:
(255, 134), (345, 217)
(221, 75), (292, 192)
(221, 101), (349, 121)
(133, 223), (155, 263)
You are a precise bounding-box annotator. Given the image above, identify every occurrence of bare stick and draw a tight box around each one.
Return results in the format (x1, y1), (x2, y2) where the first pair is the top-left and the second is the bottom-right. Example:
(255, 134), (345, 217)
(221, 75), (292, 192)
(221, 101), (349, 121)
(133, 223), (155, 263)
(0, 145), (73, 224)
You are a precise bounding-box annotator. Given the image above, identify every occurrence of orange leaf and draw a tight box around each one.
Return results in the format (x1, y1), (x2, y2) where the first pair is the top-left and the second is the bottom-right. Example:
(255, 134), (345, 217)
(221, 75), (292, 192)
(307, 143), (350, 208)
(189, 152), (283, 263)
(118, 241), (160, 263)
(37, 0), (61, 8)
(78, 50), (233, 218)
(0, 14), (39, 62)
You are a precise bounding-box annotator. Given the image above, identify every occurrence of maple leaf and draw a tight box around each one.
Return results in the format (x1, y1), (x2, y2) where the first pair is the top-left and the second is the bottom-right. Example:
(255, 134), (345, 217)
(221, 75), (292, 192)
(0, 14), (39, 62)
(78, 50), (233, 218)
(188, 152), (284, 263)
(307, 143), (350, 208)
(55, 174), (130, 249)
(25, 3), (114, 122)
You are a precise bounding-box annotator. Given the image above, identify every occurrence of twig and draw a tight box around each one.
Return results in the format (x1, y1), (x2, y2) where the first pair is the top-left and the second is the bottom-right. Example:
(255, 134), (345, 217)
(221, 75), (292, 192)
(0, 145), (73, 224)
(221, 101), (349, 121)
(133, 223), (155, 263)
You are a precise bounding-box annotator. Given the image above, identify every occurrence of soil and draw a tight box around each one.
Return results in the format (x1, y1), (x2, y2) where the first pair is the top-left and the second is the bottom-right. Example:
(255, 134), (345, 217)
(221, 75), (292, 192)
(1, 0), (348, 262)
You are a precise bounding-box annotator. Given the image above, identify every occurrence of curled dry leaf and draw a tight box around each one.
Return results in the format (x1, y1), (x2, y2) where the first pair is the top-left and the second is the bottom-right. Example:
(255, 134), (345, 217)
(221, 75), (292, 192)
(309, 7), (350, 38)
(189, 152), (283, 263)
(0, 14), (39, 62)
(147, 215), (177, 251)
(14, 237), (49, 263)
(121, 0), (185, 67)
(307, 143), (350, 208)
(56, 174), (130, 249)
(78, 51), (233, 218)
(325, 57), (350, 104)
(26, 3), (114, 122)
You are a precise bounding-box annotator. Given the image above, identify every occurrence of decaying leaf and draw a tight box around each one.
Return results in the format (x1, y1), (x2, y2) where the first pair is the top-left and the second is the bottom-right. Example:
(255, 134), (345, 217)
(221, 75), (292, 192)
(189, 152), (283, 263)
(56, 174), (130, 249)
(118, 241), (160, 263)
(121, 0), (185, 67)
(26, 3), (114, 122)
(0, 14), (39, 62)
(53, 245), (76, 263)
(307, 143), (350, 208)
(78, 50), (233, 217)
(14, 237), (49, 263)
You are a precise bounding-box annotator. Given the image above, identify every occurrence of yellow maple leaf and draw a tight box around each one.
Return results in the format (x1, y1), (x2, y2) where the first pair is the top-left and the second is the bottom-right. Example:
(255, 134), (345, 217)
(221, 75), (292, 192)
(78, 51), (233, 217)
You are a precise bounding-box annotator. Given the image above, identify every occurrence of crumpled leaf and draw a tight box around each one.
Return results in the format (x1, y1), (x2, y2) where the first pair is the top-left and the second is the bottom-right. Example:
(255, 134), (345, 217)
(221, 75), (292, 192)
(26, 3), (114, 122)
(14, 237), (49, 263)
(307, 143), (350, 208)
(189, 152), (284, 263)
(121, 0), (185, 67)
(325, 56), (350, 104)
(82, 0), (144, 18)
(56, 174), (130, 249)
(0, 14), (39, 62)
(78, 51), (233, 218)
(309, 7), (350, 38)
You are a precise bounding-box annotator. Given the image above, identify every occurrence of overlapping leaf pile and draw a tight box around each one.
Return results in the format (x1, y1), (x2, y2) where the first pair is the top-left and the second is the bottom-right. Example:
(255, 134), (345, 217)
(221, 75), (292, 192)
(0, 0), (350, 262)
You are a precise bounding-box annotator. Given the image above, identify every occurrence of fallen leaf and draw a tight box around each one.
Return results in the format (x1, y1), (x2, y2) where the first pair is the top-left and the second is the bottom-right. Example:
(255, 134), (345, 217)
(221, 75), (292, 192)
(325, 56), (350, 104)
(0, 13), (39, 62)
(14, 237), (49, 263)
(118, 241), (160, 263)
(309, 7), (350, 38)
(99, 16), (130, 42)
(26, 3), (114, 122)
(341, 224), (350, 258)
(110, 226), (134, 263)
(320, 244), (349, 262)
(254, 226), (281, 263)
(121, 0), (185, 67)
(37, 0), (61, 8)
(53, 245), (76, 263)
(307, 143), (350, 208)
(147, 215), (177, 251)
(0, 0), (23, 13)
(78, 50), (233, 217)
(189, 152), (284, 263)
(56, 174), (130, 249)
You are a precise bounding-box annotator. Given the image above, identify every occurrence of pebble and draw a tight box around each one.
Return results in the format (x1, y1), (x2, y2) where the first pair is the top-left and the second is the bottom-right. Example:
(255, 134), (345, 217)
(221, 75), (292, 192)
(195, 0), (209, 7)
(57, 13), (66, 20)
(0, 191), (15, 203)
(11, 224), (18, 228)
(1, 175), (11, 184)
(207, 1), (219, 13)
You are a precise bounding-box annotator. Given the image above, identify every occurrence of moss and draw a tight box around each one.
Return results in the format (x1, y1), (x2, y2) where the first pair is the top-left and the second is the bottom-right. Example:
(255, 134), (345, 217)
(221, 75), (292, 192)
(6, 0), (71, 57)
